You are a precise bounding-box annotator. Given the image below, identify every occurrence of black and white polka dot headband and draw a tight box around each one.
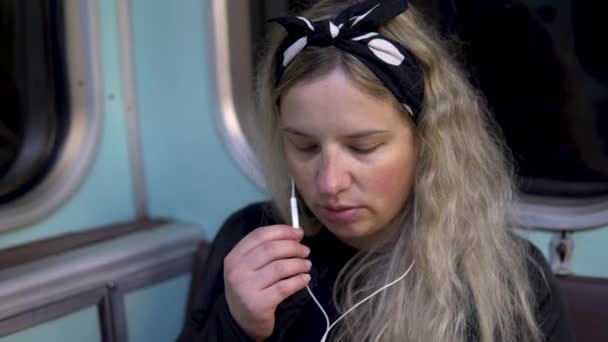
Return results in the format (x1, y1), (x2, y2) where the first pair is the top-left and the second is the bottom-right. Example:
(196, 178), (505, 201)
(270, 0), (424, 121)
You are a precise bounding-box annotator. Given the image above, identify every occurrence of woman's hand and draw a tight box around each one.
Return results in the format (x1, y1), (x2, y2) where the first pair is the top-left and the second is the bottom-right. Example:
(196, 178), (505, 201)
(223, 225), (312, 341)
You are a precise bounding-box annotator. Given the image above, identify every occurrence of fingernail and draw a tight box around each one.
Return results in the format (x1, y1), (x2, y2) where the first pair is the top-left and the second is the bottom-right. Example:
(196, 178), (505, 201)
(305, 260), (312, 268)
(303, 274), (311, 282)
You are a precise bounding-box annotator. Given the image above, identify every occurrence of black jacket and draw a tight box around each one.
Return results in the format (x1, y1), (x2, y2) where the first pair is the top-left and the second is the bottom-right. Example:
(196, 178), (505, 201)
(177, 202), (573, 341)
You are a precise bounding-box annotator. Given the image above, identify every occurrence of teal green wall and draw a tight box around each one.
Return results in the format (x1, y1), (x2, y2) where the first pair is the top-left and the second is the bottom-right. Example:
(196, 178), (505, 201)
(522, 228), (608, 278)
(125, 275), (191, 342)
(129, 0), (265, 237)
(0, 307), (101, 342)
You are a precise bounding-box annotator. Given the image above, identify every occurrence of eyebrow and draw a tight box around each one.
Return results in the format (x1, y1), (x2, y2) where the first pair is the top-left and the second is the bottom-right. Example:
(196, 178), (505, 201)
(282, 127), (391, 139)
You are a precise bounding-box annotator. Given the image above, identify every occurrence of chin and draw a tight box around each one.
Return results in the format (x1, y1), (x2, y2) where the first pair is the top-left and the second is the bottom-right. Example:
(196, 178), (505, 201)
(324, 221), (373, 239)
(322, 215), (392, 250)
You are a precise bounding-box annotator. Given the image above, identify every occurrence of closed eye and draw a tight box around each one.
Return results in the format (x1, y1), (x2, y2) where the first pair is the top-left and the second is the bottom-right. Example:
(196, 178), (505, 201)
(294, 144), (319, 153)
(349, 144), (381, 154)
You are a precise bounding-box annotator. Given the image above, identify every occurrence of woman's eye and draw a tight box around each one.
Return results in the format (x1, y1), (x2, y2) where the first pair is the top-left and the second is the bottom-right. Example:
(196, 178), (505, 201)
(295, 144), (319, 153)
(349, 145), (380, 154)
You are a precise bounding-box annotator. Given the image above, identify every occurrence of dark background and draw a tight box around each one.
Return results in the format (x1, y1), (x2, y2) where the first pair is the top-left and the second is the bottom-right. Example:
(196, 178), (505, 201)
(249, 0), (608, 198)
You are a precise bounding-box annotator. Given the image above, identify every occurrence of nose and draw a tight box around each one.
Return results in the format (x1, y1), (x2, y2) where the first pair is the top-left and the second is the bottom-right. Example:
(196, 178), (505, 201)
(316, 149), (351, 196)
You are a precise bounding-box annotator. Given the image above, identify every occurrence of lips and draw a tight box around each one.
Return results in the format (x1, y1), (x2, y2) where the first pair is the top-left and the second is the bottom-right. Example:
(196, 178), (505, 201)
(323, 205), (354, 211)
(317, 205), (364, 224)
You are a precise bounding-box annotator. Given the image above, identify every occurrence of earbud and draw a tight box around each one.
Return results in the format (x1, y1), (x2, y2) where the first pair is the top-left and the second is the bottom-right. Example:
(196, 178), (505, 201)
(290, 177), (300, 229)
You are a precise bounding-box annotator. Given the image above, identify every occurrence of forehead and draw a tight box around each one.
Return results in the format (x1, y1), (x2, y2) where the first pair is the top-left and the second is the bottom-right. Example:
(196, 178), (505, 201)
(279, 69), (408, 135)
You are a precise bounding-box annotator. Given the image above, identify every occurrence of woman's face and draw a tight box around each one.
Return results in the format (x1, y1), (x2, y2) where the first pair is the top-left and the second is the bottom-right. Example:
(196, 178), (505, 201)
(280, 68), (418, 249)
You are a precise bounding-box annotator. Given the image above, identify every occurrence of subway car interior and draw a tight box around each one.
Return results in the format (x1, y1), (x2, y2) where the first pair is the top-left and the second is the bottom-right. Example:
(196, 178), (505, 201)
(0, 0), (607, 341)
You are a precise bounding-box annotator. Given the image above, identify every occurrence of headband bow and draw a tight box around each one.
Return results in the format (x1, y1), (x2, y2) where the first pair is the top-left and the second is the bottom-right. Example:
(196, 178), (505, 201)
(270, 0), (424, 120)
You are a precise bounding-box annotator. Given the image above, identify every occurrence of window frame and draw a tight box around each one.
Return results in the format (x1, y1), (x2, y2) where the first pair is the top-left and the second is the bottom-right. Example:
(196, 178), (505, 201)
(0, 1), (103, 232)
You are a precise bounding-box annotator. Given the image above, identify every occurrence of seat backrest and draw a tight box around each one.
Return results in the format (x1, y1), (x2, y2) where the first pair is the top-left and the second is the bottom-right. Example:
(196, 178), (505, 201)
(558, 275), (608, 342)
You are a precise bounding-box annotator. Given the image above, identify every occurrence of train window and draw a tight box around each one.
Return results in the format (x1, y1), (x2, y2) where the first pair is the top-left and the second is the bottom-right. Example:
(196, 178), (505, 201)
(212, 0), (608, 230)
(431, 0), (608, 229)
(0, 1), (69, 204)
(0, 1), (102, 232)
(436, 0), (608, 198)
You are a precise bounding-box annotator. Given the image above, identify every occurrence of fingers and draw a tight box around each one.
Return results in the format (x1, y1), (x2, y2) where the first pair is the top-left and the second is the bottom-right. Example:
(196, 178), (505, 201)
(256, 258), (312, 289)
(263, 273), (311, 306)
(222, 224), (313, 338)
(246, 240), (311, 271)
(229, 225), (303, 260)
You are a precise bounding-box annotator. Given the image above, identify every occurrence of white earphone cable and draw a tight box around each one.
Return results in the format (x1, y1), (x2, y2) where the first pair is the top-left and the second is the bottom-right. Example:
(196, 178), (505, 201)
(290, 178), (414, 342)
(316, 262), (414, 342)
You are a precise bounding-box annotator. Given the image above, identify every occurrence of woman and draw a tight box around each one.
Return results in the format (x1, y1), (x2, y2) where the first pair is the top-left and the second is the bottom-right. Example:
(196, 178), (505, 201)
(178, 0), (572, 341)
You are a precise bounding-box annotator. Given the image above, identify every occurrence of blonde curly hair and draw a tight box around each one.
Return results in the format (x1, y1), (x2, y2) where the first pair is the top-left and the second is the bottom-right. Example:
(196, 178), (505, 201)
(245, 1), (543, 341)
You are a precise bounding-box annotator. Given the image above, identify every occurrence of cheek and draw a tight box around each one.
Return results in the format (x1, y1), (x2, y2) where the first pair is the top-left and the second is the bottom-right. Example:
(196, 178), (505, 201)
(285, 150), (303, 177)
(366, 152), (416, 207)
